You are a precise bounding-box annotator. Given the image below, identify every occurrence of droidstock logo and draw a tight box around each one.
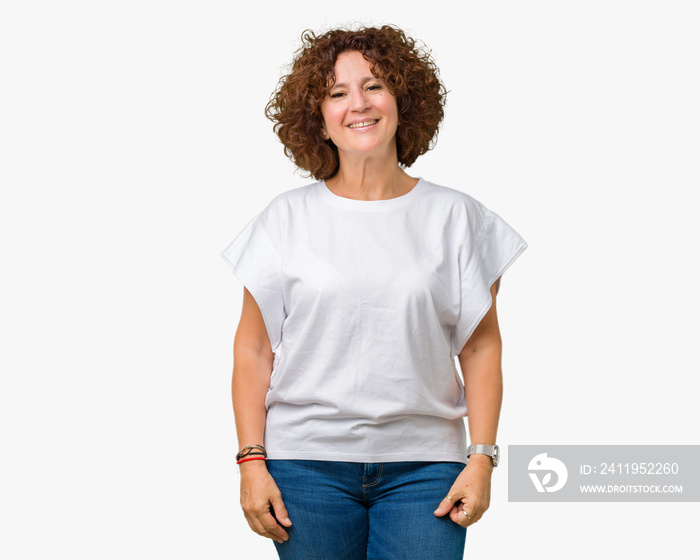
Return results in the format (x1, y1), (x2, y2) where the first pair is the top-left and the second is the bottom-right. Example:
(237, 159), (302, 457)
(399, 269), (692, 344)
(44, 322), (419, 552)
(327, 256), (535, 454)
(528, 453), (568, 492)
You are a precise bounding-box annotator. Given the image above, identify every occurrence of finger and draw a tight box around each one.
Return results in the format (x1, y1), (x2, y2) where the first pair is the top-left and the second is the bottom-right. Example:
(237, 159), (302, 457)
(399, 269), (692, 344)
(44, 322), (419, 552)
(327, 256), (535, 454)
(465, 509), (484, 527)
(260, 511), (290, 543)
(270, 494), (293, 527)
(434, 493), (460, 516)
(449, 507), (471, 527)
(449, 506), (467, 526)
(243, 512), (279, 543)
(450, 503), (483, 527)
(245, 510), (289, 544)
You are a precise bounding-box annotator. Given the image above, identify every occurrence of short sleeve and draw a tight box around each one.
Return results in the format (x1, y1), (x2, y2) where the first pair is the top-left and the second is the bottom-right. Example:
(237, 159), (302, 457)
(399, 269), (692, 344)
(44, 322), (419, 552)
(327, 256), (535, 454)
(451, 208), (528, 357)
(220, 213), (285, 354)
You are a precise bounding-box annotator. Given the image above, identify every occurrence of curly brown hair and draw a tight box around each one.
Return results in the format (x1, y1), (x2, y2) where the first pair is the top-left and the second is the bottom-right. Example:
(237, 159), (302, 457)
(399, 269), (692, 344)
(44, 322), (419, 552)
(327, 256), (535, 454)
(264, 25), (447, 180)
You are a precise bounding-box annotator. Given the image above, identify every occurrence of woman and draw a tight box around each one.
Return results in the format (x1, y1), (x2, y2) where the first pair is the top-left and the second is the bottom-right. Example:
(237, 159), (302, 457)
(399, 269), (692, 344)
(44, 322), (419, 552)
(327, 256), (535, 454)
(221, 25), (527, 559)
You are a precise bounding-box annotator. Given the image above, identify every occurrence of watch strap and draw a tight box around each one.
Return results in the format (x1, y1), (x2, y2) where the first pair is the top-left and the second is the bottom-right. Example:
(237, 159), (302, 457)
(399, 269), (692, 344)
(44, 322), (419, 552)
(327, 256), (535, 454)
(467, 444), (499, 467)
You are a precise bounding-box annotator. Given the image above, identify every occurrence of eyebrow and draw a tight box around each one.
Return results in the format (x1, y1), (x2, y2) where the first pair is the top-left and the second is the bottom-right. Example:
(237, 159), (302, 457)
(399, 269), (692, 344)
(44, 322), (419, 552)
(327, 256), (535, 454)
(329, 76), (381, 89)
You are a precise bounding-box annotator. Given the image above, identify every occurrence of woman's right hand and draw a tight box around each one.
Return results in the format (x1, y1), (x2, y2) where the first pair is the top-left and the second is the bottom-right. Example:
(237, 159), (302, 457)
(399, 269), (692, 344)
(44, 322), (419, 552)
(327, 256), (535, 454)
(239, 461), (293, 543)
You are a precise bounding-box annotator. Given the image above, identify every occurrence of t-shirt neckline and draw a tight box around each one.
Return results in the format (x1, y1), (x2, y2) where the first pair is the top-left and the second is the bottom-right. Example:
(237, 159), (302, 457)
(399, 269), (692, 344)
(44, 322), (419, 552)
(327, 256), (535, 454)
(316, 177), (426, 210)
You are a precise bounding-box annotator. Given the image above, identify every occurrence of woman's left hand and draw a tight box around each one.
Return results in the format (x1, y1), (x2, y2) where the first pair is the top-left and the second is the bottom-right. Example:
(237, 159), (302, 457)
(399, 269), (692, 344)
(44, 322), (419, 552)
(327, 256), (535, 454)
(433, 456), (493, 527)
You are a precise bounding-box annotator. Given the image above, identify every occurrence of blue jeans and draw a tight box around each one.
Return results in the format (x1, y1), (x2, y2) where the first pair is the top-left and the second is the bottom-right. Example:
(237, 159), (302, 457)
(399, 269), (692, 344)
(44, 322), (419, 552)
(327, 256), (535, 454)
(265, 460), (467, 560)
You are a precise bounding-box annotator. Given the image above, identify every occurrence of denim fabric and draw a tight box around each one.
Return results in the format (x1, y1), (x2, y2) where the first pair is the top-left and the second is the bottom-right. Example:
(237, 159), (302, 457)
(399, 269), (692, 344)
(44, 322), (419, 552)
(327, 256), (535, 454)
(266, 460), (467, 560)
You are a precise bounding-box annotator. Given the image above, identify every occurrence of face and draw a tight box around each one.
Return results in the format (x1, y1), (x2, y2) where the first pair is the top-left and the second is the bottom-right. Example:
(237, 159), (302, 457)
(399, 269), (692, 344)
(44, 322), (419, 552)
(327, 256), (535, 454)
(320, 50), (399, 161)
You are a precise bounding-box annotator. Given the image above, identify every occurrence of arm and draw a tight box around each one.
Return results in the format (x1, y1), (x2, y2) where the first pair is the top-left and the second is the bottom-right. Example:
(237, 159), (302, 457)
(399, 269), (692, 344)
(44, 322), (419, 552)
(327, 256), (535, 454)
(434, 279), (502, 527)
(232, 287), (291, 543)
(460, 277), (503, 461)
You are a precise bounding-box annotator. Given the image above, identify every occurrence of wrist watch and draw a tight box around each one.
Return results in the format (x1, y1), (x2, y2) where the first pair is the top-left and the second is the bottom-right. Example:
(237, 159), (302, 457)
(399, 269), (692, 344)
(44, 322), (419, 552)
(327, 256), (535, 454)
(467, 444), (499, 467)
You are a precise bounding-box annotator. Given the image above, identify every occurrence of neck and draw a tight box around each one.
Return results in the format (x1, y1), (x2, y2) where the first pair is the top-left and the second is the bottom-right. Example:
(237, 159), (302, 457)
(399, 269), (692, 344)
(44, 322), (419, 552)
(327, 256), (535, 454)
(326, 149), (417, 201)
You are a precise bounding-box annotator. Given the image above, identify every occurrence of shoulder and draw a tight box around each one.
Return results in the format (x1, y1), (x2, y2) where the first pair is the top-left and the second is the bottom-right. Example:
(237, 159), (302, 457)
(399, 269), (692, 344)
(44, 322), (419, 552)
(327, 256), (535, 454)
(254, 181), (321, 237)
(420, 178), (493, 234)
(256, 181), (319, 216)
(270, 181), (319, 205)
(262, 181), (319, 212)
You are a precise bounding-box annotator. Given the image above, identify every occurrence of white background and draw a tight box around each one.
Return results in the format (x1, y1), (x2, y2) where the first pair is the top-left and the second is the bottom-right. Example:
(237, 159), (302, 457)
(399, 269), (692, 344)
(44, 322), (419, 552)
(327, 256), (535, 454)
(1, 1), (698, 558)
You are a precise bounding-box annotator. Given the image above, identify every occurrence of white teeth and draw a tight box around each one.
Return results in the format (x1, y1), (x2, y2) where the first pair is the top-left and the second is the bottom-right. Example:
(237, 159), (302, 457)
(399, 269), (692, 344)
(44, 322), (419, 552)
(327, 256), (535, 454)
(348, 120), (378, 129)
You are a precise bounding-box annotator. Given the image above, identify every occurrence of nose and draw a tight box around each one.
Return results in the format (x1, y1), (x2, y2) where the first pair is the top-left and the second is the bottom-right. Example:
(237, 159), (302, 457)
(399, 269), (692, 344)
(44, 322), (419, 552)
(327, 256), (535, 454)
(349, 87), (371, 112)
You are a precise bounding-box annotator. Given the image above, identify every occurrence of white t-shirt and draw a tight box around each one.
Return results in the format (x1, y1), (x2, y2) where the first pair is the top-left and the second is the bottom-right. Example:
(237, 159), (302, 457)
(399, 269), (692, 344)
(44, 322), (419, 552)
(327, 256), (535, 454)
(221, 177), (527, 463)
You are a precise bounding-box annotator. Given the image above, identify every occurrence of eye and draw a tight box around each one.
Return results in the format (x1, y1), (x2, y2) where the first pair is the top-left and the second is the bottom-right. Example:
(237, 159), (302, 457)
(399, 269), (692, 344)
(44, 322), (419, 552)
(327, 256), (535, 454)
(366, 84), (383, 91)
(329, 91), (346, 99)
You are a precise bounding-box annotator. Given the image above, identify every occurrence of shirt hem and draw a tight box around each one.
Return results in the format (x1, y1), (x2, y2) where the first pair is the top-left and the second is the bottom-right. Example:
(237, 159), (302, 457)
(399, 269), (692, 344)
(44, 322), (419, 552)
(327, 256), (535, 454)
(266, 450), (468, 463)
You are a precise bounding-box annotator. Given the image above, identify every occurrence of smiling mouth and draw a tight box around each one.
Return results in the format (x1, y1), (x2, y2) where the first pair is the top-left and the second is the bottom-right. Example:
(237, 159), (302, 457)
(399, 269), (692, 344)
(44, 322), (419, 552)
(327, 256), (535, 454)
(347, 119), (379, 129)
